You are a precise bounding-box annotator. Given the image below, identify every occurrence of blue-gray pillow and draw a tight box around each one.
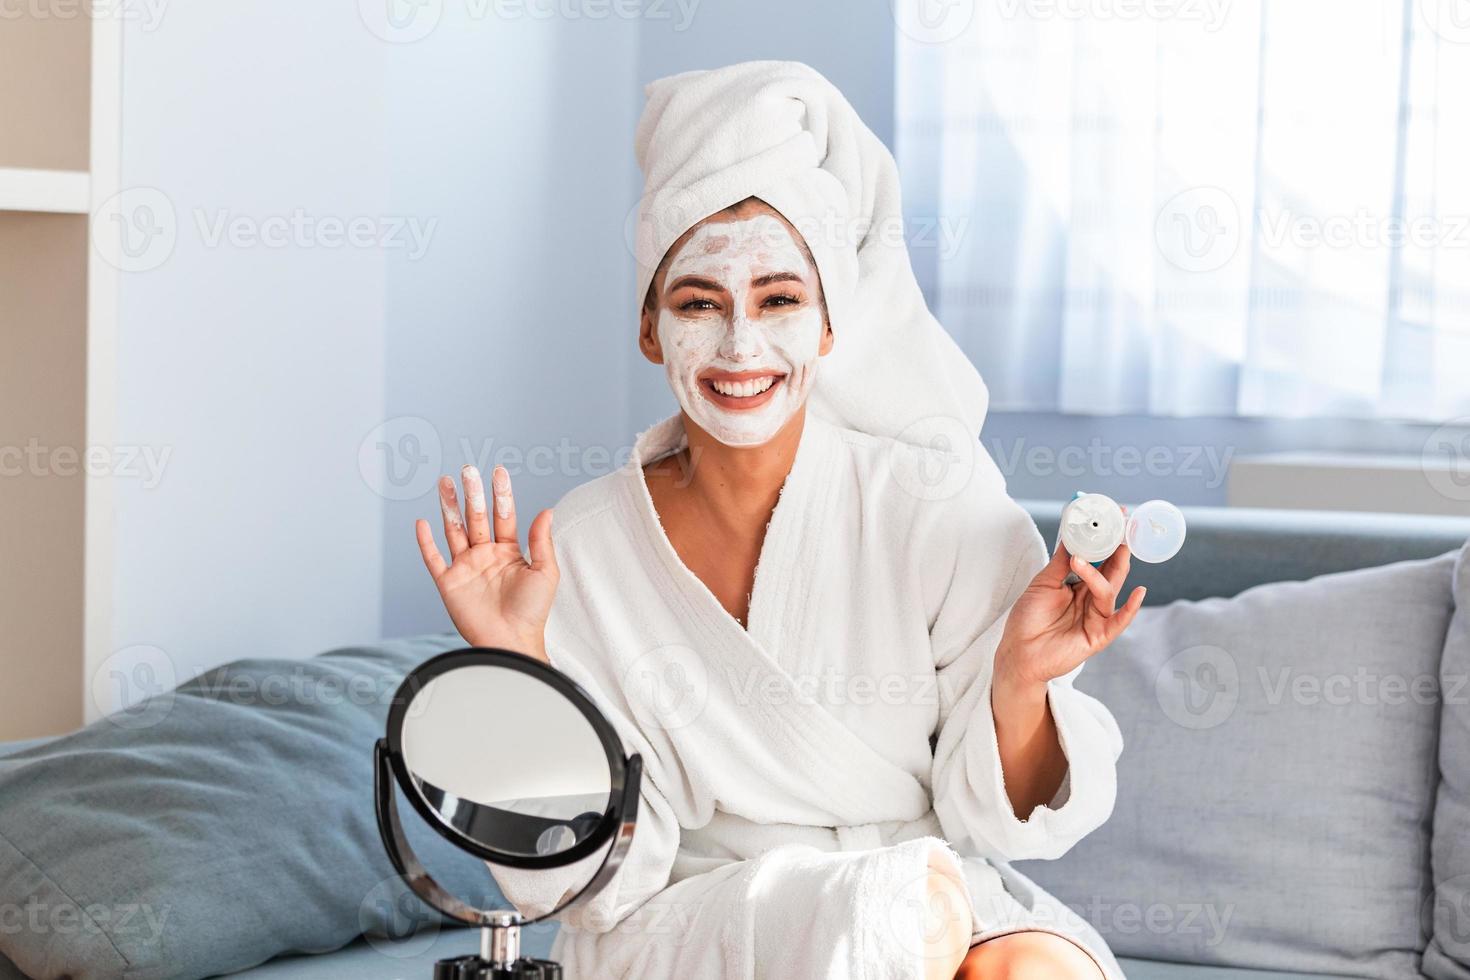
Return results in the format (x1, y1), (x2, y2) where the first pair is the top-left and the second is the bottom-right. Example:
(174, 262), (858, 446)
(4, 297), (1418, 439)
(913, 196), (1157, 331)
(0, 633), (503, 980)
(1016, 551), (1458, 978)
(1426, 540), (1470, 980)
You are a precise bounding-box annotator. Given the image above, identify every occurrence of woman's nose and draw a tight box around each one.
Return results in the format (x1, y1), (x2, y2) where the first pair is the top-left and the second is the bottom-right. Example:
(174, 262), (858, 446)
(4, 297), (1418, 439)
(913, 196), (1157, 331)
(720, 313), (765, 361)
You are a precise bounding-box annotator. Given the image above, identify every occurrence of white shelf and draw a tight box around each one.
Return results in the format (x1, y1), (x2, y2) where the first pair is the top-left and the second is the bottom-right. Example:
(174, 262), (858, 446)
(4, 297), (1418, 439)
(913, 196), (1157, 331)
(0, 167), (91, 214)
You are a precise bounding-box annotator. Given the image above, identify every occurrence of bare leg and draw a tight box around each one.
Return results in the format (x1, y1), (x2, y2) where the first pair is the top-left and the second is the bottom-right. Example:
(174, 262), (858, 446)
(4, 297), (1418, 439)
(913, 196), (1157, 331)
(953, 930), (1106, 979)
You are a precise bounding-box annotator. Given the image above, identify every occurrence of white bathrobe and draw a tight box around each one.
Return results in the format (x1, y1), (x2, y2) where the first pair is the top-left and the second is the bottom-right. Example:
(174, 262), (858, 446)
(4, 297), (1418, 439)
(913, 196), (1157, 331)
(500, 412), (1126, 979)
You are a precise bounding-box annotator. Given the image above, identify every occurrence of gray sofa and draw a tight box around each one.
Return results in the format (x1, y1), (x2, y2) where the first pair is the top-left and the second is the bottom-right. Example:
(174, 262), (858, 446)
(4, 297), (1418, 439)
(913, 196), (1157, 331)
(3, 502), (1467, 979)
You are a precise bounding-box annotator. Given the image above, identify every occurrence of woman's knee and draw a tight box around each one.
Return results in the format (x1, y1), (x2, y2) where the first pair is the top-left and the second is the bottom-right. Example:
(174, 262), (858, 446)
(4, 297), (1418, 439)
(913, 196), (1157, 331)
(920, 850), (972, 980)
(955, 930), (1104, 980)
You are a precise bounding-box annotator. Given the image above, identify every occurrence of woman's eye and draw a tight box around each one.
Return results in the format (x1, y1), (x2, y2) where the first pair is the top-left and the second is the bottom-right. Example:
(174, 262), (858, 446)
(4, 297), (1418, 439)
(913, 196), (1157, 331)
(679, 298), (718, 312)
(763, 293), (801, 307)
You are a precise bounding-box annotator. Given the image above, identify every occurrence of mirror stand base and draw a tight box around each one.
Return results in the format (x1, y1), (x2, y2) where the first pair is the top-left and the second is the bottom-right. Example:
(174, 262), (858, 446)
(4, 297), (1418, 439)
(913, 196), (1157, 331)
(432, 953), (563, 979)
(431, 920), (561, 979)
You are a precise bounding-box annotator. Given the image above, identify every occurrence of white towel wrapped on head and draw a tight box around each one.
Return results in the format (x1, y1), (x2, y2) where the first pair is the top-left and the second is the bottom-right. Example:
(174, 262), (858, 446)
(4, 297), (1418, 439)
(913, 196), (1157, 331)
(631, 60), (990, 448)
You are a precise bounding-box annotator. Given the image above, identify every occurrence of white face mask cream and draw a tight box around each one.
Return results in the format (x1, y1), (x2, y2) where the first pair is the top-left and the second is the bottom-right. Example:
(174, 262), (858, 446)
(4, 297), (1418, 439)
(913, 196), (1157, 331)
(655, 213), (825, 447)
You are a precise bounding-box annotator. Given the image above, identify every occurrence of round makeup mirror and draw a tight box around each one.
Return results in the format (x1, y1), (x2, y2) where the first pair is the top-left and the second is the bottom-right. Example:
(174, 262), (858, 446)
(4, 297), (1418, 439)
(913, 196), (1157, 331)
(375, 648), (641, 978)
(397, 662), (616, 861)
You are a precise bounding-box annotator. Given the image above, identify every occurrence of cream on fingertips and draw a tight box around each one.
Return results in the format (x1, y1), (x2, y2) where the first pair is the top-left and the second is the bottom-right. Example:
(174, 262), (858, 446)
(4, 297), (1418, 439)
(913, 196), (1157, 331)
(656, 214), (824, 447)
(462, 465), (487, 514)
(440, 478), (465, 530)
(491, 467), (513, 521)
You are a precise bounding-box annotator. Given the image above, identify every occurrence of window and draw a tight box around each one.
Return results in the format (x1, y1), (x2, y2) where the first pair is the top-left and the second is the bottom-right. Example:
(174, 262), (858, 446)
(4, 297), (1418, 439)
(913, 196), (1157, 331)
(896, 0), (1470, 420)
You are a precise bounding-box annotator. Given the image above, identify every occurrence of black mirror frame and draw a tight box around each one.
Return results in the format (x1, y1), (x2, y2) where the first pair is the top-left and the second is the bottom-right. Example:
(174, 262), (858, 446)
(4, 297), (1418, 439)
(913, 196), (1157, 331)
(374, 646), (642, 928)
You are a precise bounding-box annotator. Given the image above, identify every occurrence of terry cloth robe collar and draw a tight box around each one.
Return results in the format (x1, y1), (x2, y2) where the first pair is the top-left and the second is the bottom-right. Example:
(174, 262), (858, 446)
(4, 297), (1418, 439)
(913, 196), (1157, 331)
(608, 412), (933, 827)
(622, 411), (841, 659)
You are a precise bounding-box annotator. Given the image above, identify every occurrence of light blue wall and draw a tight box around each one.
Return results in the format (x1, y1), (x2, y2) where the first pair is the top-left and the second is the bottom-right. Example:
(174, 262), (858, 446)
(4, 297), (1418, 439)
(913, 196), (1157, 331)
(377, 9), (643, 637)
(112, 3), (391, 699)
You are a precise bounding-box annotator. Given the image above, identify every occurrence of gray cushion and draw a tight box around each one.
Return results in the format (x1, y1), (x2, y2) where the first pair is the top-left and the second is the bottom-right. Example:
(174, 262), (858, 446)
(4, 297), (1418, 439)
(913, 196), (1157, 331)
(0, 633), (502, 980)
(1117, 959), (1362, 980)
(1017, 551), (1459, 978)
(1426, 541), (1470, 980)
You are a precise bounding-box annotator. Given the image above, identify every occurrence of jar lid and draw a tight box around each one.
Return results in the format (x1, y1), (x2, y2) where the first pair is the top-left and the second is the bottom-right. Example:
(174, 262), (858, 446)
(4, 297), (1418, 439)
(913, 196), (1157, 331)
(1125, 499), (1187, 564)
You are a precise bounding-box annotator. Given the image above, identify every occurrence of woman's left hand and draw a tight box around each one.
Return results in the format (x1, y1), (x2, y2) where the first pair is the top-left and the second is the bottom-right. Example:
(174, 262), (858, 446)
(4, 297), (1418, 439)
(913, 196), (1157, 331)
(993, 527), (1146, 692)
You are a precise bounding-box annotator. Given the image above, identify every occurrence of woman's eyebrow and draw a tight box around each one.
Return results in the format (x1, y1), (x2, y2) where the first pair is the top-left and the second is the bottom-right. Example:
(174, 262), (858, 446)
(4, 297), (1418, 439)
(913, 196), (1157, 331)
(751, 271), (804, 287)
(667, 275), (725, 293)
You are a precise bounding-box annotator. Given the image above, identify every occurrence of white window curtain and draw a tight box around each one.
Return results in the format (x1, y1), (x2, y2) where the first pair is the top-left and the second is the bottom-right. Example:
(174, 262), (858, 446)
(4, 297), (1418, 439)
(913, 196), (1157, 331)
(895, 0), (1470, 420)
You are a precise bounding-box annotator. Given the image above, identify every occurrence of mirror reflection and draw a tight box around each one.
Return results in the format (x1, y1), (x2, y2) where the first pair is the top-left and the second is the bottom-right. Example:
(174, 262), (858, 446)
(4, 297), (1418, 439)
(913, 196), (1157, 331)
(401, 665), (612, 858)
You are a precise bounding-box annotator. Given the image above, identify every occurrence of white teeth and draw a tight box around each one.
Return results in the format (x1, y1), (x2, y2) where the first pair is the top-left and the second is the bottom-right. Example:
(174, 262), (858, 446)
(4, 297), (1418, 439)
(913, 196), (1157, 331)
(709, 376), (777, 398)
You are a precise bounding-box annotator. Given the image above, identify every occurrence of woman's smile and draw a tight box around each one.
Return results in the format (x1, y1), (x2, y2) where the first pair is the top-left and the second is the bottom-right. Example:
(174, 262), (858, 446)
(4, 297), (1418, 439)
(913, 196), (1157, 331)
(699, 370), (786, 410)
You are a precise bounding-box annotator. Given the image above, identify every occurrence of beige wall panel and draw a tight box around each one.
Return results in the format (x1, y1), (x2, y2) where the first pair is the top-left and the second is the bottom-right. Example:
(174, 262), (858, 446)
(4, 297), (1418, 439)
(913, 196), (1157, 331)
(0, 211), (87, 738)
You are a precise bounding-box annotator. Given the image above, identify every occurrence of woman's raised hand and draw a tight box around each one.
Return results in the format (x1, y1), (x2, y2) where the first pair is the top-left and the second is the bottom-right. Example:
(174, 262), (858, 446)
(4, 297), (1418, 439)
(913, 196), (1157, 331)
(994, 513), (1146, 693)
(414, 465), (558, 662)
